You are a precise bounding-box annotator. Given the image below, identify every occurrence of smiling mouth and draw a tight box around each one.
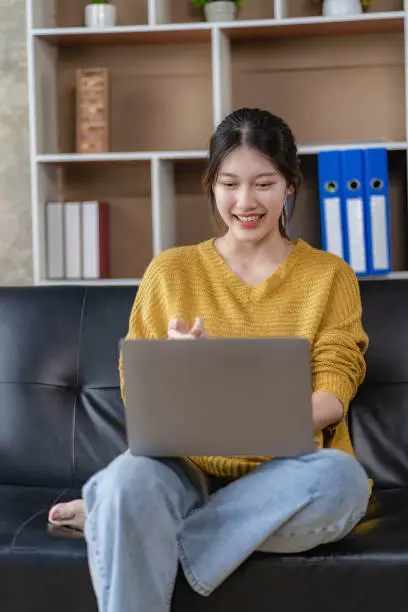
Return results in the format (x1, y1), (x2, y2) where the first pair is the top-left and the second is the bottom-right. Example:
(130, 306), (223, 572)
(234, 214), (265, 227)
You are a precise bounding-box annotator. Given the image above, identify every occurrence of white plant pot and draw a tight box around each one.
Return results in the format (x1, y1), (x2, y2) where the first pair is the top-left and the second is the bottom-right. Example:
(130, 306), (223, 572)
(85, 4), (117, 28)
(204, 1), (237, 23)
(322, 0), (362, 17)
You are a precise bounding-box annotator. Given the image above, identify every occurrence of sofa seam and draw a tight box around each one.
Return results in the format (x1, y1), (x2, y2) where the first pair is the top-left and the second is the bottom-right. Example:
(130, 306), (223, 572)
(72, 289), (87, 488)
(10, 509), (48, 551)
(9, 487), (71, 550)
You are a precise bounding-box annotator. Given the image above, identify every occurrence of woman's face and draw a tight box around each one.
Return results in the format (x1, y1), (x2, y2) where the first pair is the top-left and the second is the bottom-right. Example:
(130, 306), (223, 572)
(213, 145), (290, 244)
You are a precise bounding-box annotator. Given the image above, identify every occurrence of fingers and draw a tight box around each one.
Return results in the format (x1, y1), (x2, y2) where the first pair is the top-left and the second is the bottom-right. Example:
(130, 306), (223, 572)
(167, 330), (195, 340)
(191, 317), (210, 338)
(167, 317), (209, 340)
(190, 317), (204, 338)
(168, 317), (189, 334)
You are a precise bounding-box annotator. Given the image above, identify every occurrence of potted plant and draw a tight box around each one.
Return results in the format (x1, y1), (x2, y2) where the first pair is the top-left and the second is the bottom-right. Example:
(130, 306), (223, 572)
(85, 0), (117, 28)
(192, 0), (242, 23)
(322, 0), (374, 16)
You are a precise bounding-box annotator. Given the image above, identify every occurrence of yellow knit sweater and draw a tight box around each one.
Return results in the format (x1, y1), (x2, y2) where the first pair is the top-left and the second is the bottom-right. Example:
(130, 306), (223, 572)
(119, 238), (368, 480)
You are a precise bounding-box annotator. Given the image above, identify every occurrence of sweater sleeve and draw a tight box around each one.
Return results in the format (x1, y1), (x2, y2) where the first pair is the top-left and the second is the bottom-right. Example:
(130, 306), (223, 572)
(311, 261), (369, 413)
(119, 257), (169, 404)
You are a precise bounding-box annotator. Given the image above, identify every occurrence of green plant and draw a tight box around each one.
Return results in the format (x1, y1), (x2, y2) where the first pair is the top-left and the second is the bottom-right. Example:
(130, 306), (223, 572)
(91, 0), (109, 4)
(192, 0), (243, 7)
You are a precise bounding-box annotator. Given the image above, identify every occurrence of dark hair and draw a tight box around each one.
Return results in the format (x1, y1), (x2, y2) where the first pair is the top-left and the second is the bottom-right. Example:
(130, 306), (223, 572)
(203, 108), (302, 239)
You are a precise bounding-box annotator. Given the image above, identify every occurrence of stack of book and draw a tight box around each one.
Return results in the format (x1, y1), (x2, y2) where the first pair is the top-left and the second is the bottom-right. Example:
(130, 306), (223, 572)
(45, 200), (109, 280)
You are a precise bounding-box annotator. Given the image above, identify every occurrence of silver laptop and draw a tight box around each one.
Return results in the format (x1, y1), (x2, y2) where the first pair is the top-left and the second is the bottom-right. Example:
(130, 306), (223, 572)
(120, 337), (315, 458)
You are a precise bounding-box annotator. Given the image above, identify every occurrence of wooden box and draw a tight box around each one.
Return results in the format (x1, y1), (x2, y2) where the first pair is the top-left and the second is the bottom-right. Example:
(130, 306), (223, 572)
(76, 68), (109, 153)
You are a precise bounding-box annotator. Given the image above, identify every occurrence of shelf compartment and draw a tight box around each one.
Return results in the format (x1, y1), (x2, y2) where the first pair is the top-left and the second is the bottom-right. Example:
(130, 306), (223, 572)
(384, 150), (408, 273)
(173, 159), (219, 248)
(231, 30), (405, 146)
(166, 0), (275, 24)
(288, 155), (322, 250)
(54, 41), (212, 154)
(38, 161), (153, 281)
(283, 0), (403, 19)
(222, 12), (404, 40)
(149, 157), (218, 257)
(32, 0), (149, 29)
(290, 150), (408, 274)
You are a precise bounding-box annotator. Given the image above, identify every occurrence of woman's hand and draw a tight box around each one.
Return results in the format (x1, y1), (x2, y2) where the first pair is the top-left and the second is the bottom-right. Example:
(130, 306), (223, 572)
(48, 499), (87, 532)
(167, 317), (209, 340)
(312, 391), (344, 433)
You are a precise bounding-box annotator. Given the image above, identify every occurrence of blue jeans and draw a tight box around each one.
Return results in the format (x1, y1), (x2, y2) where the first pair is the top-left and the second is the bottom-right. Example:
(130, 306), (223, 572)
(82, 449), (370, 612)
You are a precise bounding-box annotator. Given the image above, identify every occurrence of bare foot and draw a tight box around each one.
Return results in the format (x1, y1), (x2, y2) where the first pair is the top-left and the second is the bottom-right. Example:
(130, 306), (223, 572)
(48, 499), (87, 532)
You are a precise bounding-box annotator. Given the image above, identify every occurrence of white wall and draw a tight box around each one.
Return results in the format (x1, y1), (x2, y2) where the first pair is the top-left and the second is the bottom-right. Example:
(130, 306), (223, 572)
(0, 0), (32, 286)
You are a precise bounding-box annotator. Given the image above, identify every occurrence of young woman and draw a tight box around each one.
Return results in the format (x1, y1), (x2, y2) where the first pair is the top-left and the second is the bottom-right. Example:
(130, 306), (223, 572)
(49, 108), (371, 612)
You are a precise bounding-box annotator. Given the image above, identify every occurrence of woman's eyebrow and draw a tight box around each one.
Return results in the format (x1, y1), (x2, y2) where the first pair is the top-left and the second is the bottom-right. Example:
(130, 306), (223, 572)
(218, 172), (277, 177)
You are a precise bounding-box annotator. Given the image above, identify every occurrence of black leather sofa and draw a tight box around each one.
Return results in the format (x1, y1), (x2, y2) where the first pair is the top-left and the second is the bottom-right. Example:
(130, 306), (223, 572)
(0, 282), (407, 612)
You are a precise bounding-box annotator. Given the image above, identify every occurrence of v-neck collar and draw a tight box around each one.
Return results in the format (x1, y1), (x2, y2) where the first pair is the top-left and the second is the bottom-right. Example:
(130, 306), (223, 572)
(200, 237), (308, 297)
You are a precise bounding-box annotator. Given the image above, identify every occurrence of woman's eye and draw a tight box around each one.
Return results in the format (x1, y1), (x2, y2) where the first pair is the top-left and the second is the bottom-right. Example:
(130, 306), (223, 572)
(257, 183), (273, 189)
(222, 183), (237, 189)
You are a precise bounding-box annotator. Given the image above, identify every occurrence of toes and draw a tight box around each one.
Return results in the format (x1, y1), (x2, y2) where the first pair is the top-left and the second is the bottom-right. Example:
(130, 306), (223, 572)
(49, 501), (75, 523)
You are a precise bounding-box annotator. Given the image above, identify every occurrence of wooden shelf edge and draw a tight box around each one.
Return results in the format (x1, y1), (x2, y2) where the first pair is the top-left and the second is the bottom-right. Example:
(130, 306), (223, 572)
(39, 278), (142, 286)
(35, 144), (406, 164)
(31, 23), (211, 37)
(272, 11), (405, 25)
(298, 141), (408, 154)
(31, 23), (212, 45)
(36, 151), (209, 164)
(360, 271), (408, 281)
(31, 11), (406, 45)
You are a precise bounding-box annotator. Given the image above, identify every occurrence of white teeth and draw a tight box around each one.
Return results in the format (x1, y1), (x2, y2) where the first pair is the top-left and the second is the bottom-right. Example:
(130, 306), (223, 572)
(236, 215), (262, 223)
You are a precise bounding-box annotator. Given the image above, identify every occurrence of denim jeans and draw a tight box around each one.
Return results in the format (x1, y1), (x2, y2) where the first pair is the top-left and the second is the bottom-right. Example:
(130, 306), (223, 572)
(82, 449), (370, 612)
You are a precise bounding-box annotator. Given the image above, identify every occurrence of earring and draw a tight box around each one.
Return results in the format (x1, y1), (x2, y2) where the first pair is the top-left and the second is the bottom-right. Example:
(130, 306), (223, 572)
(281, 195), (288, 228)
(280, 209), (287, 232)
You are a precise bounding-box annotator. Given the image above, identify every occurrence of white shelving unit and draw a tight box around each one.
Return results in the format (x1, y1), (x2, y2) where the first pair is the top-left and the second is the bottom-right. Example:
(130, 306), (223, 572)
(26, 0), (408, 286)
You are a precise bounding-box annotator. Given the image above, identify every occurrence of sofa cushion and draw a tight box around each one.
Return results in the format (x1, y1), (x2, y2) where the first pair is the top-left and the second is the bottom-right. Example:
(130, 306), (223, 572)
(0, 287), (133, 487)
(351, 280), (408, 488)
